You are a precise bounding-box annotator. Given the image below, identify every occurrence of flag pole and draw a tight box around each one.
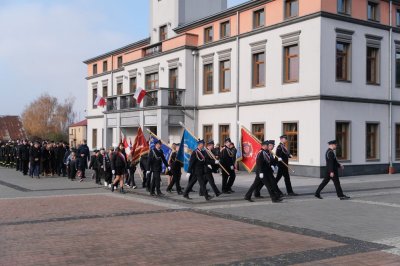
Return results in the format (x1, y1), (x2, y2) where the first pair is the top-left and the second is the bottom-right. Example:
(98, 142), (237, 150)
(270, 151), (296, 174)
(178, 121), (230, 176)
(146, 129), (172, 148)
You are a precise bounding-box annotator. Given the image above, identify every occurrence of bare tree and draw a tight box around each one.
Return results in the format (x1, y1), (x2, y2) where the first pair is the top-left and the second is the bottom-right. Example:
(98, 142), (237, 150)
(21, 94), (76, 141)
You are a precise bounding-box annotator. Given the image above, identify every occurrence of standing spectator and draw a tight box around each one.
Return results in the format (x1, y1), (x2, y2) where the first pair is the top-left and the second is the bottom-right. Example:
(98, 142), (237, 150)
(77, 151), (88, 182)
(67, 152), (78, 180)
(29, 141), (41, 179)
(89, 150), (100, 184)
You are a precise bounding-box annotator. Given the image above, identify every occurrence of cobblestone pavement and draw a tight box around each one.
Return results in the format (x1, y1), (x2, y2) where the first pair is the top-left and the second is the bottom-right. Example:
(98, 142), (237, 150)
(1, 167), (400, 265)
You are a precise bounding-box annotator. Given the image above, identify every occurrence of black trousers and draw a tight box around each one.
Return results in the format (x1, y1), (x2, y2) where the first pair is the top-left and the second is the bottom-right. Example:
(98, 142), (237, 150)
(254, 172), (281, 197)
(146, 171), (152, 190)
(316, 173), (344, 197)
(184, 173), (208, 199)
(245, 174), (280, 201)
(151, 171), (162, 194)
(167, 172), (182, 192)
(221, 167), (236, 192)
(21, 160), (29, 175)
(201, 173), (220, 195)
(276, 167), (294, 194)
(15, 158), (20, 171)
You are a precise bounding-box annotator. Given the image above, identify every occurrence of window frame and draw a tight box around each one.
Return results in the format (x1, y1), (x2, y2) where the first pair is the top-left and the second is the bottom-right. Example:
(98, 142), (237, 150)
(253, 8), (265, 29)
(169, 68), (178, 89)
(251, 123), (265, 142)
(284, 0), (299, 19)
(92, 88), (98, 109)
(282, 122), (299, 161)
(337, 0), (351, 15)
(203, 125), (214, 143)
(93, 64), (98, 75)
(103, 61), (108, 72)
(117, 56), (123, 69)
(129, 77), (137, 93)
(204, 26), (214, 44)
(336, 41), (352, 82)
(283, 44), (299, 83)
(366, 122), (380, 161)
(219, 59), (231, 93)
(367, 1), (380, 22)
(395, 48), (400, 87)
(219, 124), (231, 145)
(116, 82), (123, 95)
(145, 72), (159, 91)
(92, 129), (98, 149)
(102, 85), (108, 98)
(220, 20), (231, 39)
(366, 46), (380, 85)
(396, 124), (400, 161)
(159, 25), (168, 41)
(203, 63), (214, 94)
(335, 121), (351, 161)
(252, 52), (266, 88)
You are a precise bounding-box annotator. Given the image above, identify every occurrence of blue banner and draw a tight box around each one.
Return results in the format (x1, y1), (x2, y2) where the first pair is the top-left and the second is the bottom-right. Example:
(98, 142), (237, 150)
(177, 130), (198, 172)
(149, 135), (172, 173)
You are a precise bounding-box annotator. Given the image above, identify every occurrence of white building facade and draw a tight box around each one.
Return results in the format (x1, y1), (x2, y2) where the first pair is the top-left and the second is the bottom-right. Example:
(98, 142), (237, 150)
(84, 0), (400, 177)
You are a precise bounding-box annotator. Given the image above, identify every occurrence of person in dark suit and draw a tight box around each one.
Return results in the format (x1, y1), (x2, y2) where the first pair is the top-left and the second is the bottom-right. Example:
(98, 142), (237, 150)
(202, 140), (221, 197)
(183, 140), (213, 201)
(245, 141), (283, 203)
(275, 135), (297, 196)
(111, 147), (127, 194)
(147, 140), (169, 196)
(315, 140), (350, 200)
(29, 141), (41, 179)
(220, 138), (236, 193)
(19, 140), (30, 176)
(166, 143), (183, 194)
(140, 153), (149, 189)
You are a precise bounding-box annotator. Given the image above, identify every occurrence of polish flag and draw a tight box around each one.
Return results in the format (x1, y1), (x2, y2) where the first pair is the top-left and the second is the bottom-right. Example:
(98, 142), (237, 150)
(133, 87), (147, 104)
(120, 131), (130, 155)
(94, 95), (106, 107)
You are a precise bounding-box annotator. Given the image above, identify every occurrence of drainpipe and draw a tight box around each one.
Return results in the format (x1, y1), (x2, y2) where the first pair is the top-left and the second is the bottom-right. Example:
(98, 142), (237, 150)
(235, 10), (240, 151)
(192, 50), (198, 135)
(389, 0), (394, 174)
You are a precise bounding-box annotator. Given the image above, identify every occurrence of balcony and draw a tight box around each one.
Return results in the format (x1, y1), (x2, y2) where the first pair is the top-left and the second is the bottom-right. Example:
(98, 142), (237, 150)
(143, 43), (162, 57)
(104, 88), (185, 112)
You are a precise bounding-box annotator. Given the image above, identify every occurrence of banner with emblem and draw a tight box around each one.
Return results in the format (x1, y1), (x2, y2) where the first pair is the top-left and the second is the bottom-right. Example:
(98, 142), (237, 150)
(240, 127), (261, 173)
(131, 127), (149, 163)
(177, 129), (198, 172)
(149, 134), (172, 173)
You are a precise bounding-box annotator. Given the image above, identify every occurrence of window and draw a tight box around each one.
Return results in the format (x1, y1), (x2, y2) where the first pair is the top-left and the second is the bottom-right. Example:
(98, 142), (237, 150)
(396, 124), (400, 160)
(117, 83), (123, 95)
(169, 68), (178, 89)
(159, 25), (167, 41)
(366, 123), (379, 160)
(283, 123), (298, 159)
(92, 129), (97, 149)
(253, 9), (265, 29)
(145, 73), (159, 90)
(93, 64), (97, 75)
(366, 47), (379, 84)
(284, 44), (299, 83)
(203, 63), (214, 94)
(336, 122), (350, 160)
(92, 88), (98, 109)
(219, 60), (231, 92)
(396, 50), (400, 87)
(219, 125), (230, 145)
(117, 56), (123, 68)
(252, 124), (265, 142)
(252, 52), (265, 87)
(336, 42), (351, 81)
(285, 0), (298, 19)
(397, 9), (400, 27)
(337, 0), (351, 14)
(204, 26), (213, 43)
(103, 61), (108, 72)
(129, 77), (136, 93)
(220, 21), (230, 38)
(102, 86), (108, 98)
(204, 125), (213, 143)
(367, 1), (379, 21)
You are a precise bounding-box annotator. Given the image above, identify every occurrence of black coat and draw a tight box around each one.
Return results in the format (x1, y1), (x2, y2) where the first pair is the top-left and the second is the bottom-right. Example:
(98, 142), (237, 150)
(147, 148), (168, 173)
(326, 148), (341, 176)
(187, 149), (207, 176)
(204, 150), (218, 174)
(111, 152), (127, 171)
(29, 147), (41, 164)
(256, 149), (273, 177)
(276, 143), (291, 164)
(169, 151), (182, 174)
(19, 144), (30, 161)
(220, 146), (235, 168)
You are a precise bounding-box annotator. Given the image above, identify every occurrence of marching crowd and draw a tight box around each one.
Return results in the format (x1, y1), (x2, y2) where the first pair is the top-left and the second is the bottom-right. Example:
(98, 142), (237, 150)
(0, 135), (350, 202)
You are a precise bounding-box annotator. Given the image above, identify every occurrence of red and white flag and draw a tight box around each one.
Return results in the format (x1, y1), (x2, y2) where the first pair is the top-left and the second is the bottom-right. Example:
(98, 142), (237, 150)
(120, 131), (130, 155)
(94, 95), (106, 107)
(133, 87), (147, 104)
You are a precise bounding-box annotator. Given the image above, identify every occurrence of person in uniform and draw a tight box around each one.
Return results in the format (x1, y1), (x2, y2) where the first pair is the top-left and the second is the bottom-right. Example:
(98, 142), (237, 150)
(166, 143), (183, 194)
(220, 138), (236, 193)
(19, 140), (30, 176)
(275, 135), (298, 196)
(147, 140), (169, 196)
(29, 141), (41, 179)
(315, 140), (350, 200)
(140, 153), (149, 189)
(111, 147), (127, 194)
(183, 139), (214, 201)
(202, 140), (221, 197)
(244, 140), (283, 203)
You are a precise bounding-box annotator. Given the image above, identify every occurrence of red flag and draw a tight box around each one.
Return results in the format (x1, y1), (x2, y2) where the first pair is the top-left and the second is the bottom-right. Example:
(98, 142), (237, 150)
(131, 128), (149, 163)
(94, 95), (106, 107)
(240, 127), (261, 173)
(133, 87), (147, 104)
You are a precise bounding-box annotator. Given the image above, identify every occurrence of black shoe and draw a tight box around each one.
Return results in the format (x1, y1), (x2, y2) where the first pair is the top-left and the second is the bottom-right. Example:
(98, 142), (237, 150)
(315, 194), (323, 199)
(111, 185), (114, 192)
(272, 198), (283, 203)
(245, 197), (254, 202)
(150, 193), (156, 197)
(215, 192), (222, 197)
(177, 191), (183, 195)
(340, 195), (350, 200)
(120, 188), (125, 194)
(183, 195), (192, 200)
(288, 192), (299, 196)
(190, 189), (196, 193)
(254, 195), (264, 199)
(157, 192), (164, 197)
(205, 195), (214, 201)
(223, 191), (231, 194)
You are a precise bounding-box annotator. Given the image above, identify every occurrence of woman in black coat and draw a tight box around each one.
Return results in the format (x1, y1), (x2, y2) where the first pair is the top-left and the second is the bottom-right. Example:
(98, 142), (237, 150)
(111, 147), (127, 193)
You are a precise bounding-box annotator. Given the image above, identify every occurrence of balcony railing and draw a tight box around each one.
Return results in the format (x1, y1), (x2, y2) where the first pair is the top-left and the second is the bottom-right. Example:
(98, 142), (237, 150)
(143, 43), (162, 57)
(104, 88), (185, 112)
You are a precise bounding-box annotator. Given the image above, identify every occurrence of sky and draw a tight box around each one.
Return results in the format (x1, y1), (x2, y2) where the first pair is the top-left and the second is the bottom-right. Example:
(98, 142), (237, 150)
(0, 0), (247, 120)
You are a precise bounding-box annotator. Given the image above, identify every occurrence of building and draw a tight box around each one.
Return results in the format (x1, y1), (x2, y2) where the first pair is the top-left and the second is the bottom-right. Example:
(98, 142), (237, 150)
(84, 0), (400, 177)
(68, 119), (87, 148)
(0, 116), (26, 141)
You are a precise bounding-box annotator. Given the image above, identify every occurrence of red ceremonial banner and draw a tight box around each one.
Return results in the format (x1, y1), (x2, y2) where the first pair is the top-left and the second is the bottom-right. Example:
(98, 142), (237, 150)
(240, 127), (261, 173)
(131, 128), (149, 163)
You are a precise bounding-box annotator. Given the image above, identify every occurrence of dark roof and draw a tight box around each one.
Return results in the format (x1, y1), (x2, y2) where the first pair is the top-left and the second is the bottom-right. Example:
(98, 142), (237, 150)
(70, 119), (87, 128)
(83, 38), (151, 64)
(0, 116), (26, 141)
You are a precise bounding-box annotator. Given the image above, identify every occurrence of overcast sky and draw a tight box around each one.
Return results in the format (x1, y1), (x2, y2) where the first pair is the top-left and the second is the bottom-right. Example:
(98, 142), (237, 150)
(0, 0), (247, 120)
